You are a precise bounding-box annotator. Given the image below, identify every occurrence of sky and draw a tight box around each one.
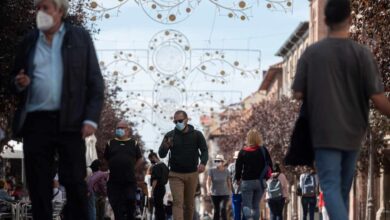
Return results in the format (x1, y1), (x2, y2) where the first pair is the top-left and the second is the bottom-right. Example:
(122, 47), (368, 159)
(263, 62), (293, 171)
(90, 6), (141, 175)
(92, 0), (310, 151)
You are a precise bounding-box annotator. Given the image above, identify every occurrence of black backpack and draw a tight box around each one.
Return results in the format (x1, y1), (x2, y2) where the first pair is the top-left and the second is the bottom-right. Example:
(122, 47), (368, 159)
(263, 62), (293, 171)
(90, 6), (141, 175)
(157, 162), (169, 185)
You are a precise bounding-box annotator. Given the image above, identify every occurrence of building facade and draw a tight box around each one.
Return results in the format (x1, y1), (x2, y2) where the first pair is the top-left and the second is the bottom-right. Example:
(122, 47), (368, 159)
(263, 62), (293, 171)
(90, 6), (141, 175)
(276, 22), (310, 98)
(258, 63), (283, 102)
(309, 0), (327, 43)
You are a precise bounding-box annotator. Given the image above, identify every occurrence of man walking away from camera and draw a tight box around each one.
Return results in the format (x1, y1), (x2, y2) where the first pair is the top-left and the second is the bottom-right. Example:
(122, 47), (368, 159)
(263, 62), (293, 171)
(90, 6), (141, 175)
(292, 1), (390, 219)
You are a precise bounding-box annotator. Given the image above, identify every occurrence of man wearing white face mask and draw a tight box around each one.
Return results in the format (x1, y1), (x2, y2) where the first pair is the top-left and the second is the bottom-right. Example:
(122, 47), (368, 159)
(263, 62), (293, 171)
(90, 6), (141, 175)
(9, 0), (104, 219)
(158, 110), (209, 220)
(104, 120), (144, 220)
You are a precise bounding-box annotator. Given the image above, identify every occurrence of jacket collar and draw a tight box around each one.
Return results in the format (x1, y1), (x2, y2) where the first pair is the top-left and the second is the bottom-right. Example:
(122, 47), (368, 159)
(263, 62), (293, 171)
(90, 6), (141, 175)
(243, 145), (260, 152)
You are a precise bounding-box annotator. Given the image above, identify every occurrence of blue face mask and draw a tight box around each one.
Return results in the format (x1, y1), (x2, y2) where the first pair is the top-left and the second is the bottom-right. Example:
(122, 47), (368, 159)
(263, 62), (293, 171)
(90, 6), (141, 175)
(175, 122), (186, 131)
(115, 128), (125, 137)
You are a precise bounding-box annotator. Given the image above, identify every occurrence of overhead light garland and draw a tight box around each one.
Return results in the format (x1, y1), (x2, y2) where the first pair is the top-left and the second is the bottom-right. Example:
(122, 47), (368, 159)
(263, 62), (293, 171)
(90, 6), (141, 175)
(87, 0), (293, 24)
(99, 29), (260, 132)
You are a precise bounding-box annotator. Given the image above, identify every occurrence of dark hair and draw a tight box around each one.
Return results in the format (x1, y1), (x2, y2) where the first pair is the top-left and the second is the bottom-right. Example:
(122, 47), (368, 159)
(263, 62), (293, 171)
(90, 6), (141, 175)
(174, 110), (188, 119)
(325, 0), (351, 27)
(148, 150), (158, 160)
(273, 163), (281, 173)
(89, 159), (101, 172)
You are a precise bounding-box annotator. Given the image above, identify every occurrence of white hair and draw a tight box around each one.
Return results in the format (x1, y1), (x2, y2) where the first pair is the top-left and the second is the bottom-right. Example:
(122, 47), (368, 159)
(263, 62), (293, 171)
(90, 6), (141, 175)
(34, 0), (69, 17)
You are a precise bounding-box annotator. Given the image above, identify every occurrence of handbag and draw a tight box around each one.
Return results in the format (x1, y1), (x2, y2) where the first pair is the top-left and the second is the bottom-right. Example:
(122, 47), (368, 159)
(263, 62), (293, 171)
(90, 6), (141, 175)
(284, 101), (314, 167)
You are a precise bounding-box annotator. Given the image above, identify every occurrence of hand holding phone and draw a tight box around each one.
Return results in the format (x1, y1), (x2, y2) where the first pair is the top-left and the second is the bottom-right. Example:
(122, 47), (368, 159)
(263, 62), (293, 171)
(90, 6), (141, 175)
(164, 137), (173, 149)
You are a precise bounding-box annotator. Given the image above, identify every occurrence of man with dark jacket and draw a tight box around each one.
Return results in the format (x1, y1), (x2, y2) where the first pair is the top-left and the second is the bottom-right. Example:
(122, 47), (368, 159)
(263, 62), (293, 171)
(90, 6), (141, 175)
(10, 0), (104, 219)
(158, 110), (208, 220)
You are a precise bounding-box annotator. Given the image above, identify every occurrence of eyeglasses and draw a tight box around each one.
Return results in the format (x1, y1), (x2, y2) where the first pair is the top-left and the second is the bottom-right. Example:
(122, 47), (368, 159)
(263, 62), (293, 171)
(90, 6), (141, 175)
(173, 119), (185, 124)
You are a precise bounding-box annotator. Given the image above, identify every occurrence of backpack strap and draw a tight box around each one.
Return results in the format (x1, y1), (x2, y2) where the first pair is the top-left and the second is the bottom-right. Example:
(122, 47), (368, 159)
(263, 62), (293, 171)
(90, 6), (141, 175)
(259, 147), (269, 180)
(304, 174), (309, 184)
(311, 174), (315, 186)
(305, 173), (313, 185)
(53, 189), (60, 198)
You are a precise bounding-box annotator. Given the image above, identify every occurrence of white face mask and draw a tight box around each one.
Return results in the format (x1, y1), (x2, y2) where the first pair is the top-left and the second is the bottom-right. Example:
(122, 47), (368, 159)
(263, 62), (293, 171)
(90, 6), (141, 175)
(36, 10), (54, 31)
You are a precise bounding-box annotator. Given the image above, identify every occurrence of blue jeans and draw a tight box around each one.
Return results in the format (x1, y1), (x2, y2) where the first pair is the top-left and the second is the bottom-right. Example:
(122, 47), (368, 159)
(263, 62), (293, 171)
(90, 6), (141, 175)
(88, 192), (96, 220)
(315, 148), (359, 220)
(301, 197), (316, 220)
(241, 180), (264, 220)
(232, 194), (246, 220)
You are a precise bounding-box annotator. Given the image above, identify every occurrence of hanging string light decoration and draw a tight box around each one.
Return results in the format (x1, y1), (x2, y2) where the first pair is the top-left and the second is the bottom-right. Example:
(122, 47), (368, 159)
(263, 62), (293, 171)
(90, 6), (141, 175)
(99, 29), (261, 86)
(87, 0), (130, 21)
(86, 0), (293, 24)
(148, 30), (191, 81)
(137, 0), (201, 23)
(98, 29), (260, 132)
(209, 0), (292, 21)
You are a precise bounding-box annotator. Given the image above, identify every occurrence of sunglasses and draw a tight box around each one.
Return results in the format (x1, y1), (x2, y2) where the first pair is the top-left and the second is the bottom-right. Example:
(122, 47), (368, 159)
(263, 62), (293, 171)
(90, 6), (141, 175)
(173, 119), (185, 124)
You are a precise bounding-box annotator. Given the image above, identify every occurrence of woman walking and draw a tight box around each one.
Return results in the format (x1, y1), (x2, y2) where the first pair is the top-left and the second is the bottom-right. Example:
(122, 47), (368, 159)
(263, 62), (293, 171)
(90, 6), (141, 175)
(266, 163), (289, 220)
(235, 129), (272, 220)
(207, 154), (231, 220)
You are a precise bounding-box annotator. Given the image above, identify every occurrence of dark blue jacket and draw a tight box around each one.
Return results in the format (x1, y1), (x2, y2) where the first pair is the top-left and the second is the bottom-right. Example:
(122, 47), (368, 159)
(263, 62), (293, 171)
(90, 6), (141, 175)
(10, 23), (104, 137)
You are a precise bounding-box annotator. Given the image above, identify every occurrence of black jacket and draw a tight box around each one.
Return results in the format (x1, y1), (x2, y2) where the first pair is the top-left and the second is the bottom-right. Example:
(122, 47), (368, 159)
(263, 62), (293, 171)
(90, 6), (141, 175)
(10, 23), (104, 137)
(158, 125), (208, 173)
(235, 146), (273, 181)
